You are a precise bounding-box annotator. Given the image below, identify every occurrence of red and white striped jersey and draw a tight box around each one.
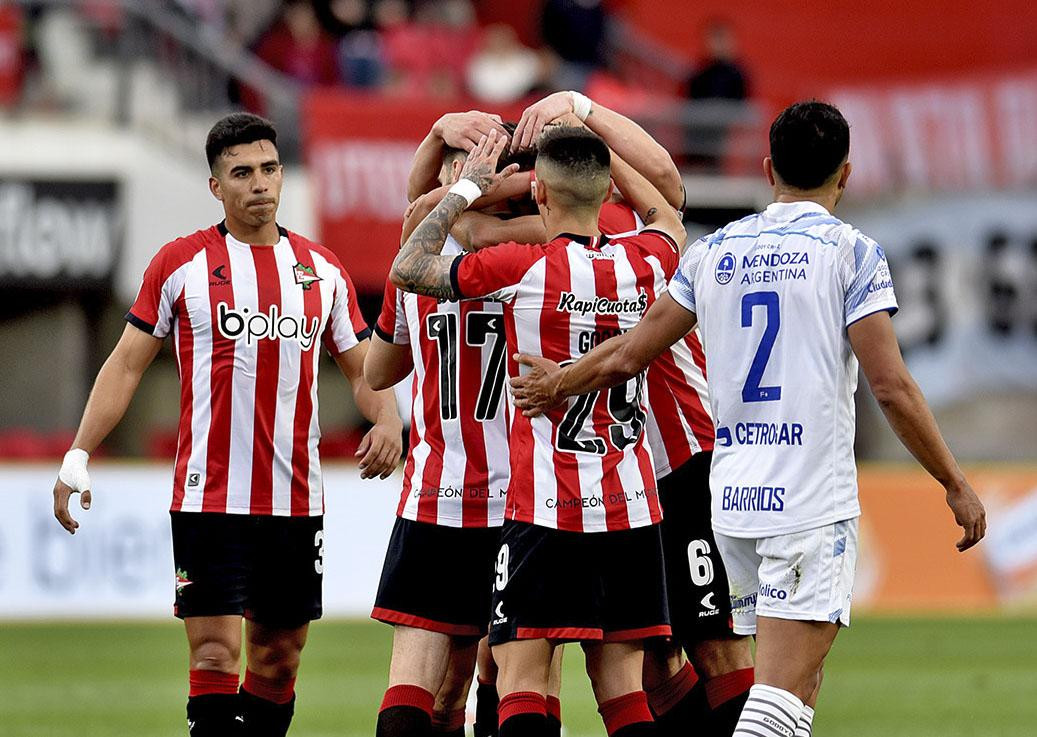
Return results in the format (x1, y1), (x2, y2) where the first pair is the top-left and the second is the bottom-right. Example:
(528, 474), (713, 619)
(376, 236), (510, 528)
(127, 222), (370, 516)
(451, 230), (680, 533)
(598, 202), (715, 477)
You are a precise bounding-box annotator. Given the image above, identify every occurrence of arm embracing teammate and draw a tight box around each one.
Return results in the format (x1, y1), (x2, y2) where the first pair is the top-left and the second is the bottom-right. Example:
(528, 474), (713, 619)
(511, 101), (985, 737)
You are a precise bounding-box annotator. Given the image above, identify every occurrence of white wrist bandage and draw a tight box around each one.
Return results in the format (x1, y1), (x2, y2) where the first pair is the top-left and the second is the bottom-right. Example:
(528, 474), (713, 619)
(569, 91), (593, 121)
(59, 448), (91, 492)
(449, 178), (482, 208)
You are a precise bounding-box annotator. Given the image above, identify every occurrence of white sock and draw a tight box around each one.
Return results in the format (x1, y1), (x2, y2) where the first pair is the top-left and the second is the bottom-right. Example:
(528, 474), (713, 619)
(794, 704), (815, 736)
(733, 684), (804, 737)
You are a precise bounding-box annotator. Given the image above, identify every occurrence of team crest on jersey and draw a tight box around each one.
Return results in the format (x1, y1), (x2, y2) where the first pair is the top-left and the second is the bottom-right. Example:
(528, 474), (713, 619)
(175, 568), (193, 594)
(293, 262), (322, 290)
(715, 252), (736, 284)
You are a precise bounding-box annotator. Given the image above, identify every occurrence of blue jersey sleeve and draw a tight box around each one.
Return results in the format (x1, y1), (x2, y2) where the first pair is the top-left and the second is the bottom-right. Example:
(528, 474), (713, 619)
(845, 236), (898, 326)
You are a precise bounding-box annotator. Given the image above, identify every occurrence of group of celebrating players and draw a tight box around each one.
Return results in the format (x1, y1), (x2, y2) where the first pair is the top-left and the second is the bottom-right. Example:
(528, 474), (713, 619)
(52, 88), (987, 737)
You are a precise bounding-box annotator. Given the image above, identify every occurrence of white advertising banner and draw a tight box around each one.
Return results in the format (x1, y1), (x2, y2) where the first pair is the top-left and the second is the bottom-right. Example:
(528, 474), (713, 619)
(0, 463), (399, 619)
(846, 192), (1037, 408)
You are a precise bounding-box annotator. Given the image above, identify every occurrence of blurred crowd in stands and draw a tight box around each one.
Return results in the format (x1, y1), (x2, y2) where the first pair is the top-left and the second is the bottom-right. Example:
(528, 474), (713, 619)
(240, 0), (750, 106)
(1, 1), (750, 111)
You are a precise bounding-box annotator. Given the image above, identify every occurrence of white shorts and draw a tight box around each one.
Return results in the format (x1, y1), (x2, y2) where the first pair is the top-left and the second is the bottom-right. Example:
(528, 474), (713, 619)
(715, 518), (859, 636)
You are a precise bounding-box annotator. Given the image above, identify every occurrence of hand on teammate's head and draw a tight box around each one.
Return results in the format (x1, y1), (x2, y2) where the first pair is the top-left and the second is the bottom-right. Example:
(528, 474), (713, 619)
(437, 111), (509, 152)
(513, 91), (577, 152)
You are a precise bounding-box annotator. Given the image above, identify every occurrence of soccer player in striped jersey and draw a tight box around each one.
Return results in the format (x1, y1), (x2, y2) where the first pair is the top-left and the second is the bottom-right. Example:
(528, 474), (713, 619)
(510, 101), (987, 737)
(445, 91), (756, 737)
(50, 113), (403, 737)
(363, 123), (527, 737)
(392, 126), (682, 737)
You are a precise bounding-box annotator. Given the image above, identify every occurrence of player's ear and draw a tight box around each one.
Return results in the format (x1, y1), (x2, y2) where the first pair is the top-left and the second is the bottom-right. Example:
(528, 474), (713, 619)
(837, 160), (852, 190)
(533, 178), (547, 207)
(208, 175), (223, 202)
(763, 157), (776, 187)
(451, 159), (463, 184)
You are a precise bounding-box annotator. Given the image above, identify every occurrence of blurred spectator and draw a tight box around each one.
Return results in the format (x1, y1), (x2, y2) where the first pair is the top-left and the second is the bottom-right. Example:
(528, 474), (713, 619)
(467, 23), (542, 104)
(255, 0), (339, 86)
(686, 19), (748, 101)
(380, 0), (478, 98)
(320, 0), (386, 88)
(684, 19), (750, 172)
(541, 0), (607, 91)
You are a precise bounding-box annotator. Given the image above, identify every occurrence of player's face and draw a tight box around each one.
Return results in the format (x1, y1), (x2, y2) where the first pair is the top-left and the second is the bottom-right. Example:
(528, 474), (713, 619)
(209, 140), (283, 228)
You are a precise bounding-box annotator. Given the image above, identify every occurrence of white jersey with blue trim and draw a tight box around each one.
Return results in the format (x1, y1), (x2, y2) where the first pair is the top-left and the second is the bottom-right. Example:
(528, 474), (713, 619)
(668, 201), (898, 537)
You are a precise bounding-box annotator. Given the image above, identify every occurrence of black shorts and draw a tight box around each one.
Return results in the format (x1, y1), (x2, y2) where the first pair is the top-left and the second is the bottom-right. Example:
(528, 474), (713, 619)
(373, 517), (501, 637)
(488, 520), (670, 646)
(170, 512), (323, 628)
(658, 451), (736, 645)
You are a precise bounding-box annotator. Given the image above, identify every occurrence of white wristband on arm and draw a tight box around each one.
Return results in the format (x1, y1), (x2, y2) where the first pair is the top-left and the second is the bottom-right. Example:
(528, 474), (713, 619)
(569, 91), (593, 121)
(448, 178), (482, 208)
(59, 448), (91, 492)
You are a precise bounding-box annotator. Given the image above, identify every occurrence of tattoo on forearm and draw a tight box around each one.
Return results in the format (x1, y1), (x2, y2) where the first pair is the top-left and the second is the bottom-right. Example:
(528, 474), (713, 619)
(392, 193), (468, 299)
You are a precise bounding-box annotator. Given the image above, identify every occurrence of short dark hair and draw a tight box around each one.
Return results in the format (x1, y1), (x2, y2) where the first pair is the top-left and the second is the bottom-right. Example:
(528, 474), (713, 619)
(499, 121), (538, 172)
(441, 122), (537, 176)
(535, 126), (611, 210)
(537, 125), (610, 174)
(769, 101), (849, 189)
(205, 113), (278, 171)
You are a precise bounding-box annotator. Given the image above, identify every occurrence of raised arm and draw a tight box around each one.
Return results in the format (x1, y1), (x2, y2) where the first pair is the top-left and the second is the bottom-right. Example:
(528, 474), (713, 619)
(334, 340), (403, 480)
(511, 293), (697, 416)
(407, 111), (509, 201)
(609, 151), (686, 249)
(848, 311), (986, 551)
(53, 324), (164, 533)
(513, 91), (684, 209)
(392, 129), (517, 298)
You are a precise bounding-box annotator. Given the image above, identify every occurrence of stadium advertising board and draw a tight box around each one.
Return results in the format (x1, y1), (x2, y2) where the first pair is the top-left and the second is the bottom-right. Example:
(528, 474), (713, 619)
(832, 70), (1037, 195)
(303, 91), (524, 292)
(847, 193), (1037, 408)
(0, 178), (121, 290)
(0, 464), (397, 619)
(0, 463), (1034, 619)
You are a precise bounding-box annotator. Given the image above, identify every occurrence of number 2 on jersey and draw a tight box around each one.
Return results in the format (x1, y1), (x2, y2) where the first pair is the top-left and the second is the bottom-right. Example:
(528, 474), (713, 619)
(426, 311), (507, 421)
(741, 291), (782, 403)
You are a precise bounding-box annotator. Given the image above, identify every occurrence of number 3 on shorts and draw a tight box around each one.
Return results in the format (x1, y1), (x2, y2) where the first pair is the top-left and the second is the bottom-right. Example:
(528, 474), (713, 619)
(314, 530), (325, 575)
(495, 544), (510, 591)
(687, 539), (715, 586)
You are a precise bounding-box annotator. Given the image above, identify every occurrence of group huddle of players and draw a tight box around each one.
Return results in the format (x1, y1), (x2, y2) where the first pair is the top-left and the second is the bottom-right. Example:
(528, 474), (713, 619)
(52, 88), (987, 737)
(367, 95), (753, 737)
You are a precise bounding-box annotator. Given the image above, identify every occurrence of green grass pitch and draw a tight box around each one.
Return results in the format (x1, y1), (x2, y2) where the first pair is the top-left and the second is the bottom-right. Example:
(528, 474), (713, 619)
(1, 617), (1034, 736)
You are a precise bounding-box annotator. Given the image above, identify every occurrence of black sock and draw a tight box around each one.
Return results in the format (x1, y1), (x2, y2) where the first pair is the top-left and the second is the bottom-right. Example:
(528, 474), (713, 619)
(708, 689), (750, 737)
(546, 713), (561, 737)
(612, 724), (657, 737)
(499, 713), (549, 737)
(474, 682), (499, 737)
(187, 693), (245, 736)
(239, 689), (295, 737)
(377, 705), (432, 737)
(653, 681), (710, 737)
(432, 708), (466, 737)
